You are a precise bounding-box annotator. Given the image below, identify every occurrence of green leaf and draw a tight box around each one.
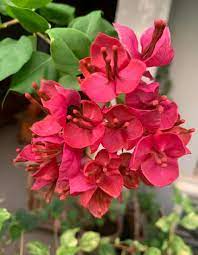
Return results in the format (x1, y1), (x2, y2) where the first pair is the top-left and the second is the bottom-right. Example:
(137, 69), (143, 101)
(98, 238), (116, 255)
(56, 246), (79, 255)
(156, 213), (179, 233)
(39, 3), (75, 26)
(132, 241), (147, 252)
(10, 51), (51, 94)
(7, 5), (50, 32)
(0, 208), (11, 231)
(9, 222), (23, 240)
(0, 36), (32, 81)
(60, 228), (79, 248)
(27, 241), (49, 255)
(44, 58), (59, 81)
(47, 28), (91, 75)
(145, 247), (161, 255)
(11, 0), (52, 9)
(69, 10), (116, 41)
(79, 231), (100, 252)
(169, 235), (192, 255)
(0, 1), (7, 15)
(28, 35), (37, 51)
(180, 212), (198, 230)
(59, 75), (79, 90)
(15, 209), (39, 231)
(173, 188), (194, 213)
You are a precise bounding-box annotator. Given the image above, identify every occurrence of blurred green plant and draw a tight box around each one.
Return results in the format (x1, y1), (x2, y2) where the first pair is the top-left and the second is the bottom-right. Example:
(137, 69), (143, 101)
(0, 188), (197, 254)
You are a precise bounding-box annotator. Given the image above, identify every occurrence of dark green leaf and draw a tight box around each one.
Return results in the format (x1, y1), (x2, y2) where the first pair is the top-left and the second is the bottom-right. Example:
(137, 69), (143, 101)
(59, 75), (79, 90)
(10, 51), (51, 94)
(9, 222), (23, 240)
(39, 3), (75, 26)
(0, 36), (33, 81)
(7, 5), (50, 32)
(15, 209), (39, 231)
(79, 231), (100, 252)
(11, 0), (52, 9)
(27, 241), (50, 255)
(47, 28), (90, 75)
(69, 10), (116, 41)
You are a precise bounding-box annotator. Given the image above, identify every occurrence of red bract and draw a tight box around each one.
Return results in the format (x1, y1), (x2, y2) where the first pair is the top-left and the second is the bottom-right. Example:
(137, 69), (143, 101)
(119, 153), (139, 189)
(70, 150), (123, 217)
(80, 33), (146, 103)
(114, 20), (174, 67)
(64, 100), (105, 148)
(126, 82), (178, 131)
(102, 105), (143, 152)
(14, 134), (81, 201)
(13, 20), (194, 218)
(130, 133), (186, 187)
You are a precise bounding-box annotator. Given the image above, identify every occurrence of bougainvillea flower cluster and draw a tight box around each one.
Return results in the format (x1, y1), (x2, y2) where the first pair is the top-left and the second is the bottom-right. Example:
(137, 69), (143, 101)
(14, 20), (194, 218)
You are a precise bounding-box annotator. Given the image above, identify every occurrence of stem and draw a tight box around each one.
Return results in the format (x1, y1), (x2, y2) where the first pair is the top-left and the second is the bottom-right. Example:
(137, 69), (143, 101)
(37, 32), (51, 45)
(0, 19), (18, 29)
(133, 190), (140, 240)
(19, 232), (24, 255)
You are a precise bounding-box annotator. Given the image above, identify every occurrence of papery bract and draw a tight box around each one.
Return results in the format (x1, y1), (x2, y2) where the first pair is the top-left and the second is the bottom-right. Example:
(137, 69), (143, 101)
(114, 20), (174, 67)
(80, 33), (146, 103)
(102, 104), (143, 152)
(130, 133), (186, 187)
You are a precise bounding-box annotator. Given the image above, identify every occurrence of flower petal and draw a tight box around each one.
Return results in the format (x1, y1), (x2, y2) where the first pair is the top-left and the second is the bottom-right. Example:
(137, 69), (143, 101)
(81, 72), (116, 103)
(113, 22), (140, 58)
(140, 26), (174, 67)
(31, 115), (62, 136)
(116, 59), (146, 94)
(141, 156), (179, 187)
(98, 174), (123, 198)
(91, 33), (129, 70)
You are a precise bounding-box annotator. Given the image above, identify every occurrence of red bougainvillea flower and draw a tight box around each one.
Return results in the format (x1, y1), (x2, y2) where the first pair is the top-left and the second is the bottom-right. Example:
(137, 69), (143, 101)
(27, 80), (81, 128)
(70, 150), (123, 217)
(114, 19), (174, 67)
(14, 135), (82, 201)
(130, 133), (186, 187)
(80, 33), (146, 103)
(102, 104), (143, 152)
(126, 82), (178, 131)
(64, 100), (105, 149)
(119, 153), (139, 189)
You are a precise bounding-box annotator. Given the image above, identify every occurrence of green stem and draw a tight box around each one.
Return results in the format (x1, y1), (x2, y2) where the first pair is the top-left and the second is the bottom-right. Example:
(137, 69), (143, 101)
(0, 19), (18, 29)
(36, 32), (51, 44)
(19, 232), (24, 255)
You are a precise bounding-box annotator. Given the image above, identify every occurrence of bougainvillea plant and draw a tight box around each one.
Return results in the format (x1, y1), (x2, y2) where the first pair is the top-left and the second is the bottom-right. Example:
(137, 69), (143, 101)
(14, 19), (194, 218)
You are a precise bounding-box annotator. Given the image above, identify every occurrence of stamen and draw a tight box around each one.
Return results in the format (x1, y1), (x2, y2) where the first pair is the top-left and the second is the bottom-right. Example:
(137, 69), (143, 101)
(157, 105), (164, 113)
(160, 95), (168, 101)
(161, 163), (168, 168)
(113, 117), (119, 124)
(67, 115), (73, 120)
(25, 93), (48, 114)
(105, 57), (113, 80)
(112, 45), (118, 77)
(123, 121), (130, 128)
(152, 100), (159, 106)
(142, 19), (166, 60)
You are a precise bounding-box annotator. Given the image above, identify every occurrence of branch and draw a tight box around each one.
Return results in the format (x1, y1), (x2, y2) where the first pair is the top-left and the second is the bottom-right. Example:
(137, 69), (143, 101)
(36, 32), (51, 45)
(0, 19), (19, 29)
